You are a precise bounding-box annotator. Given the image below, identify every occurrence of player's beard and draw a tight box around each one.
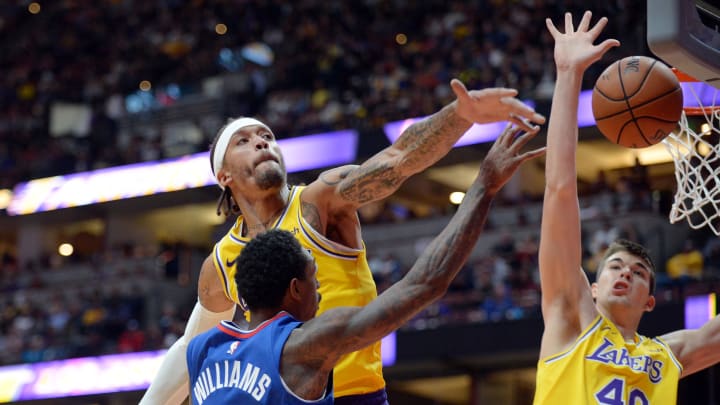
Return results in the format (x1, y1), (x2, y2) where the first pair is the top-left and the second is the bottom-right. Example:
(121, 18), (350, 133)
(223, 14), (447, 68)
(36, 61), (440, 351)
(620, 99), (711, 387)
(255, 165), (285, 190)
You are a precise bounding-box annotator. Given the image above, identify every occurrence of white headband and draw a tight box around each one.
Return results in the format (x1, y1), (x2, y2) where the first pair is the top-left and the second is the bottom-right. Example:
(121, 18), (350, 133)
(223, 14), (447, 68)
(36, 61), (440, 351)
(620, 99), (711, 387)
(212, 118), (271, 187)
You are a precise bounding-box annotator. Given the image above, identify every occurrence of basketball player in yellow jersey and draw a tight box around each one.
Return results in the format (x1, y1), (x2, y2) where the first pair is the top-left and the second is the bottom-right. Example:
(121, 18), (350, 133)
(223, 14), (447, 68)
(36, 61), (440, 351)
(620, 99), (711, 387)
(212, 184), (384, 395)
(535, 11), (720, 404)
(139, 78), (546, 405)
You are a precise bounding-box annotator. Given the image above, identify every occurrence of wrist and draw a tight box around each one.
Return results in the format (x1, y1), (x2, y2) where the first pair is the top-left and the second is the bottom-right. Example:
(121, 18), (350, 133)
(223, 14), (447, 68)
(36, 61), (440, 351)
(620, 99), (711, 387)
(555, 69), (584, 88)
(474, 177), (499, 198)
(448, 100), (473, 126)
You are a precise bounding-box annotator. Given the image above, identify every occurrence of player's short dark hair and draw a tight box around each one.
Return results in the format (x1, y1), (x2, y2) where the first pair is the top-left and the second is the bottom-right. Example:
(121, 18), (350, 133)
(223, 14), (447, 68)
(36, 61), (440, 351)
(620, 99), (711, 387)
(597, 239), (656, 294)
(234, 229), (311, 310)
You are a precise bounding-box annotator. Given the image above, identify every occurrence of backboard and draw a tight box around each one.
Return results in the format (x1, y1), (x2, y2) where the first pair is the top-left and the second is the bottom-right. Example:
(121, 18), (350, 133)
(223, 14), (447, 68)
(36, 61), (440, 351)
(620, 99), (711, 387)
(647, 0), (720, 88)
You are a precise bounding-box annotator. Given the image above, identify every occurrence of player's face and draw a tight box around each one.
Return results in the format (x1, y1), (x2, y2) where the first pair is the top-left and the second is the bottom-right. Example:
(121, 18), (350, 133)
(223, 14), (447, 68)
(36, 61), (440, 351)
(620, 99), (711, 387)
(221, 125), (286, 192)
(592, 251), (655, 314)
(296, 253), (321, 322)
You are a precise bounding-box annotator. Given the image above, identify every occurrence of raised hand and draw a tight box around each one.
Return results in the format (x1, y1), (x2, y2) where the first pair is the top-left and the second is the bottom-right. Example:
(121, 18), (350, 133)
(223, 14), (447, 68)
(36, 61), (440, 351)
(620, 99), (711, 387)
(479, 124), (546, 194)
(546, 11), (620, 73)
(450, 79), (546, 127)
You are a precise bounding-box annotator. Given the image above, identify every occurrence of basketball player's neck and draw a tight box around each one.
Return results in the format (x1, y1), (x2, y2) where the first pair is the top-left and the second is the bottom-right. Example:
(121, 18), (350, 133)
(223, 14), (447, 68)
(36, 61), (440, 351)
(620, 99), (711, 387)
(246, 308), (284, 330)
(597, 304), (642, 342)
(238, 186), (291, 236)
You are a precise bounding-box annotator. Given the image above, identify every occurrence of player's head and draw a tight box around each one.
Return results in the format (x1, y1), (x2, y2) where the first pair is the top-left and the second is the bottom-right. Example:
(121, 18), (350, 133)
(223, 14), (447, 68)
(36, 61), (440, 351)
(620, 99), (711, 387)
(234, 229), (319, 321)
(210, 117), (287, 216)
(592, 239), (656, 313)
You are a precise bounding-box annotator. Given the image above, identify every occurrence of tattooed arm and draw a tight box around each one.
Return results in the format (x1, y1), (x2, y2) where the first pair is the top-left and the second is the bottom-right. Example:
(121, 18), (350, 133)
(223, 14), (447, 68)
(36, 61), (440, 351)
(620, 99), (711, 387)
(279, 125), (545, 400)
(300, 80), (545, 234)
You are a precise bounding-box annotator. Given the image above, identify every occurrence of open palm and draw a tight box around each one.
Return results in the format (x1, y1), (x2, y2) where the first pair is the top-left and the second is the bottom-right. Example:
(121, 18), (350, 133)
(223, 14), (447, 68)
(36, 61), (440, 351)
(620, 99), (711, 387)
(546, 11), (620, 72)
(450, 79), (546, 127)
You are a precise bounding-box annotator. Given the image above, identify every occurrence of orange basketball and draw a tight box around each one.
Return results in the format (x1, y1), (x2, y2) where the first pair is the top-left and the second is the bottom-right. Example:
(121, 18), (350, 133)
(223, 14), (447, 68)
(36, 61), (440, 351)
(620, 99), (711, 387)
(592, 56), (684, 148)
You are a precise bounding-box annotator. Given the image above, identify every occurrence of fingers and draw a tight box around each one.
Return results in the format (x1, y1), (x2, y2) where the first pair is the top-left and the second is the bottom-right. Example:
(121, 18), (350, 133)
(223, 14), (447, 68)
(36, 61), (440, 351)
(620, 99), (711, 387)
(503, 98), (546, 125)
(450, 79), (470, 100)
(510, 125), (541, 150)
(564, 12), (574, 34)
(588, 16), (608, 39)
(596, 38), (621, 55)
(453, 81), (517, 109)
(577, 10), (593, 32)
(477, 87), (519, 98)
(496, 122), (514, 146)
(545, 18), (560, 38)
(508, 115), (538, 133)
(552, 12), (613, 40)
(497, 123), (540, 150)
(463, 86), (544, 125)
(518, 146), (547, 163)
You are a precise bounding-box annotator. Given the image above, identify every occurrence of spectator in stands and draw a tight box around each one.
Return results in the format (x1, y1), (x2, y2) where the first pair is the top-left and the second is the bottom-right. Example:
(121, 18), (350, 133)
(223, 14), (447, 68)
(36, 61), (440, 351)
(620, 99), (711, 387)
(515, 233), (540, 266)
(21, 334), (46, 363)
(588, 218), (618, 258)
(702, 237), (720, 278)
(493, 229), (517, 261)
(666, 238), (704, 282)
(0, 2), (647, 187)
(482, 283), (522, 322)
(472, 260), (497, 302)
(117, 319), (146, 353)
(368, 253), (404, 293)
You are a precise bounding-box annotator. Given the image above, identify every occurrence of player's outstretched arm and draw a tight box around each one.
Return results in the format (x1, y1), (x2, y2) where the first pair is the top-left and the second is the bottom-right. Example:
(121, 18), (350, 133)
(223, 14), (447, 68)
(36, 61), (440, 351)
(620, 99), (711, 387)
(538, 11), (620, 359)
(301, 80), (545, 219)
(287, 124), (544, 370)
(661, 315), (720, 377)
(139, 256), (236, 405)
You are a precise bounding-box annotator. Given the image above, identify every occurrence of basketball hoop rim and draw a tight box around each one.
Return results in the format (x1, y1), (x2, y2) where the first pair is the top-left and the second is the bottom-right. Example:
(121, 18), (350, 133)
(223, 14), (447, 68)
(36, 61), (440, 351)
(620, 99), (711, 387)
(673, 68), (720, 117)
(683, 106), (719, 116)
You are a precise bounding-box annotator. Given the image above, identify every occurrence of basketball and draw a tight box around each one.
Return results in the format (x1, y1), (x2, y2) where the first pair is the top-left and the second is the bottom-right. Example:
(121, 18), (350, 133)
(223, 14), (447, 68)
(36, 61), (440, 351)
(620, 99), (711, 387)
(592, 56), (684, 148)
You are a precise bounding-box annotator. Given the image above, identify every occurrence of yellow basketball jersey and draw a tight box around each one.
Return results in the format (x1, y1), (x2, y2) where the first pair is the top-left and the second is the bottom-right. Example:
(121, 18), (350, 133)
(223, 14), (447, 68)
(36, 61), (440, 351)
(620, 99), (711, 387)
(534, 315), (682, 404)
(212, 185), (385, 397)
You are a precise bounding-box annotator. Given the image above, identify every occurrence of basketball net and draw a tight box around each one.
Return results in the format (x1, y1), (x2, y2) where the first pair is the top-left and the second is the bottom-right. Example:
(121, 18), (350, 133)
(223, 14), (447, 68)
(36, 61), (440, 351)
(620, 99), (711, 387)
(661, 69), (720, 235)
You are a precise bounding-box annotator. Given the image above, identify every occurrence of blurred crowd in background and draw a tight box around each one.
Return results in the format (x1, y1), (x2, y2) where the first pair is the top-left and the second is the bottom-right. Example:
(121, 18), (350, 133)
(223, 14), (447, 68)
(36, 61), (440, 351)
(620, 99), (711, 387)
(2, 189), (719, 366)
(0, 0), (644, 188)
(2, 0), (717, 368)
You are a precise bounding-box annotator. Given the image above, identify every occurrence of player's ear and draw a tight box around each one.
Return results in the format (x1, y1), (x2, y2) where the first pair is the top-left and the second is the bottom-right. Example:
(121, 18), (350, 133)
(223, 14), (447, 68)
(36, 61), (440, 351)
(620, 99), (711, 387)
(217, 169), (232, 187)
(644, 294), (656, 312)
(591, 282), (599, 299)
(288, 278), (302, 301)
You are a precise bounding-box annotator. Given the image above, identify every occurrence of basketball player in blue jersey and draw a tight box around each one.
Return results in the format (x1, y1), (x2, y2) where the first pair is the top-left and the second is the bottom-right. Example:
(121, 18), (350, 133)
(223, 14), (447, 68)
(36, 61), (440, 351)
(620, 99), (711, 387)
(140, 77), (546, 405)
(534, 11), (720, 404)
(186, 122), (546, 405)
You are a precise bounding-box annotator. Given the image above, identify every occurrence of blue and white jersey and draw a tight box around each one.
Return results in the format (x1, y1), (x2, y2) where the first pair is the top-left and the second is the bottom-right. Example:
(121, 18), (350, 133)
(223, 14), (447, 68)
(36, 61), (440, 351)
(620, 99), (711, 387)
(187, 312), (333, 404)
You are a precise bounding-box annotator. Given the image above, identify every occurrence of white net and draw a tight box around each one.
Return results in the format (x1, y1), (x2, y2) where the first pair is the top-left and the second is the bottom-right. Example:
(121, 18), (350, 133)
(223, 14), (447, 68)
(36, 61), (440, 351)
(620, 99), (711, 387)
(662, 81), (720, 235)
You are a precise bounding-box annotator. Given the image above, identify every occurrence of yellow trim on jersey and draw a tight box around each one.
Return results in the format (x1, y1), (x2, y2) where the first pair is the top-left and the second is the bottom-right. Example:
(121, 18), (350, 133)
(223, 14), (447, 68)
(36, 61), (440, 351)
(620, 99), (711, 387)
(653, 336), (684, 373)
(534, 315), (681, 405)
(211, 185), (385, 397)
(542, 315), (604, 364)
(297, 207), (362, 260)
